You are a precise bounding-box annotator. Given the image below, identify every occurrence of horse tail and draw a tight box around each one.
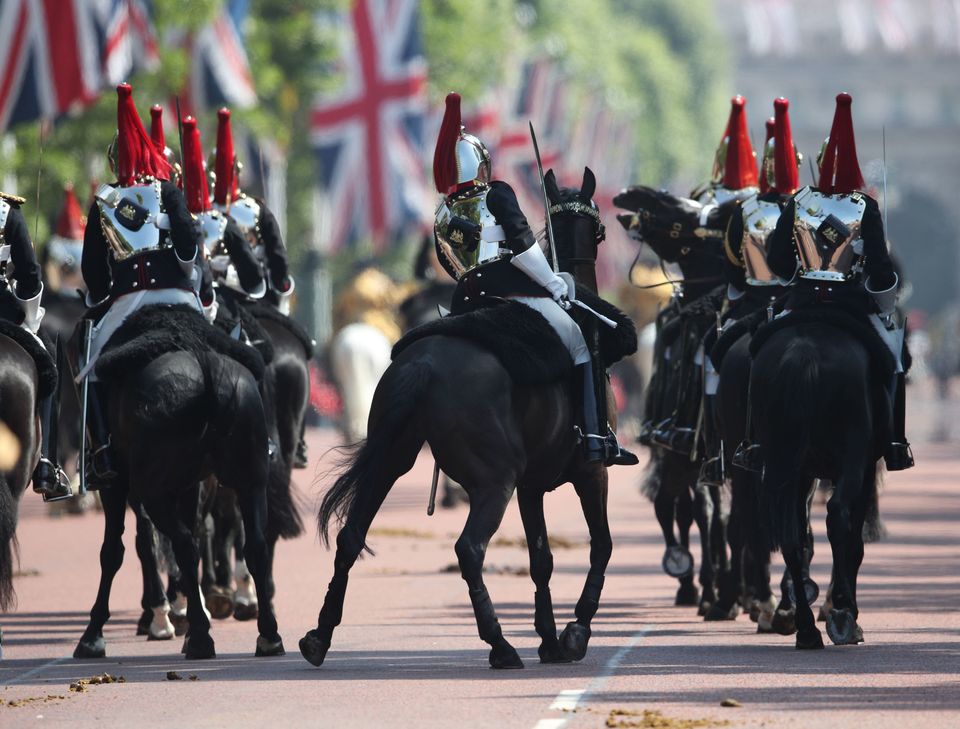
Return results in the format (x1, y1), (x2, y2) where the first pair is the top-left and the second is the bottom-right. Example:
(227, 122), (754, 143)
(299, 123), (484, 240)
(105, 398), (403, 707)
(319, 360), (431, 552)
(0, 472), (19, 611)
(760, 337), (820, 552)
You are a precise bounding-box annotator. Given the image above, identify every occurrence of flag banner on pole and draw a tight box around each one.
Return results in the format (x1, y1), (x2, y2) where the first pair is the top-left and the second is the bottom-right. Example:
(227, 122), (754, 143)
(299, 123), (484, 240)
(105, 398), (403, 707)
(310, 0), (429, 253)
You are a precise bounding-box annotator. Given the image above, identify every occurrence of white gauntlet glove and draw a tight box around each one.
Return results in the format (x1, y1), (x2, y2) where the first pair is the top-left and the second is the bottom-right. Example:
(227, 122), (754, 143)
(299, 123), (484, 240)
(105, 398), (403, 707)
(511, 244), (568, 302)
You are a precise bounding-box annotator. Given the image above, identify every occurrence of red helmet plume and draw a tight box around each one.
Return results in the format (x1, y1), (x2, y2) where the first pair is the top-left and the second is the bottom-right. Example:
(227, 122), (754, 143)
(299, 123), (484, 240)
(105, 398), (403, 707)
(115, 84), (171, 186)
(433, 92), (462, 195)
(759, 117), (775, 195)
(54, 184), (85, 240)
(818, 93), (864, 195)
(181, 116), (211, 214)
(772, 98), (800, 195)
(213, 107), (238, 205)
(150, 104), (165, 154)
(721, 96), (759, 189)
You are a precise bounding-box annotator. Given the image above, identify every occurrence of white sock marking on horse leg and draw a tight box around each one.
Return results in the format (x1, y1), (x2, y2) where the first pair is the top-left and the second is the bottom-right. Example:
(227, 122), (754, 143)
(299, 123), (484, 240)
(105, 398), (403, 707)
(532, 626), (651, 729)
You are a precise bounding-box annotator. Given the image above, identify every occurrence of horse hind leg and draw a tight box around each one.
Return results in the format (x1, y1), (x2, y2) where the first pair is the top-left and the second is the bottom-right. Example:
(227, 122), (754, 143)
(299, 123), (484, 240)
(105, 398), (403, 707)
(299, 432), (421, 666)
(132, 502), (174, 641)
(517, 488), (565, 664)
(785, 486), (823, 650)
(455, 481), (522, 669)
(75, 483), (129, 658)
(824, 466), (871, 646)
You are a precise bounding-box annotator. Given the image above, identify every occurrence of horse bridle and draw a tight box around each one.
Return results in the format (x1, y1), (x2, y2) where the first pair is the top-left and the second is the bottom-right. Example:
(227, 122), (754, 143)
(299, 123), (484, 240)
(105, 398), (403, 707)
(549, 200), (606, 244)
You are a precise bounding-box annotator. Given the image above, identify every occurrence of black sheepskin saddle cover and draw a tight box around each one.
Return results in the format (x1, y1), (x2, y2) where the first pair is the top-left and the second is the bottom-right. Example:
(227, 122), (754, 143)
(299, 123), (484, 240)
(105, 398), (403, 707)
(393, 291), (636, 386)
(96, 304), (266, 382)
(749, 304), (905, 381)
(574, 285), (638, 366)
(709, 307), (768, 370)
(658, 285), (726, 348)
(212, 289), (275, 366)
(245, 300), (316, 359)
(0, 319), (57, 399)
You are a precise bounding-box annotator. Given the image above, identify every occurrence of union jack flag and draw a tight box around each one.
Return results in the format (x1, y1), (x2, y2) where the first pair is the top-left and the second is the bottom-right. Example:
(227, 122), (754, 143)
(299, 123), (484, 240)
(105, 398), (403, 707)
(182, 0), (256, 113)
(310, 0), (429, 252)
(0, 0), (157, 132)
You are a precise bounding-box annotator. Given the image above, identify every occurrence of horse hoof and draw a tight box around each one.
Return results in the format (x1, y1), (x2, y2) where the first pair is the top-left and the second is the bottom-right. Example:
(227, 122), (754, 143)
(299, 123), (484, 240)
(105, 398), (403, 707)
(73, 636), (106, 659)
(538, 638), (572, 664)
(748, 600), (762, 623)
(136, 609), (152, 636)
(817, 601), (832, 623)
(662, 546), (694, 578)
(299, 630), (330, 667)
(233, 601), (259, 622)
(171, 613), (189, 637)
(696, 600), (711, 616)
(772, 608), (797, 636)
(184, 633), (216, 660)
(256, 634), (286, 657)
(489, 640), (524, 669)
(206, 588), (234, 621)
(559, 621), (591, 662)
(757, 601), (778, 634)
(795, 627), (824, 650)
(675, 583), (699, 607)
(826, 608), (862, 646)
(704, 603), (739, 622)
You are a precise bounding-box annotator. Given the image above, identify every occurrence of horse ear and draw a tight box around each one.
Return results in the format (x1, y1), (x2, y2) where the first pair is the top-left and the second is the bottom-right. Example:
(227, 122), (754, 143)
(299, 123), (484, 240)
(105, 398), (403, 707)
(581, 167), (596, 201)
(545, 168), (561, 203)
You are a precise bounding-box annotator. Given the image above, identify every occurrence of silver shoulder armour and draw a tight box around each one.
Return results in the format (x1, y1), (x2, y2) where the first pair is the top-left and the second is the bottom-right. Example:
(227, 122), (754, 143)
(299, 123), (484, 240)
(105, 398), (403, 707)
(433, 185), (506, 280)
(216, 195), (261, 248)
(793, 186), (867, 282)
(740, 195), (782, 286)
(95, 181), (170, 261)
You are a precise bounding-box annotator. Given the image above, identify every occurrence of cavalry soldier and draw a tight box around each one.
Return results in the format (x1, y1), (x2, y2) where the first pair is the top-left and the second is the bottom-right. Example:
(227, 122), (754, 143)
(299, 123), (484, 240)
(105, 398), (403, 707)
(0, 190), (71, 500)
(708, 97), (802, 474)
(211, 108), (293, 313)
(766, 92), (913, 471)
(79, 83), (203, 488)
(432, 92), (637, 466)
(180, 114), (265, 311)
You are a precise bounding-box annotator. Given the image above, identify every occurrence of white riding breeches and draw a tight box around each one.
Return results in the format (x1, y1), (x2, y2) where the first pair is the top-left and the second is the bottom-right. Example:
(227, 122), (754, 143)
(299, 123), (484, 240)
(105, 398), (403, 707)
(81, 288), (202, 382)
(509, 295), (590, 366)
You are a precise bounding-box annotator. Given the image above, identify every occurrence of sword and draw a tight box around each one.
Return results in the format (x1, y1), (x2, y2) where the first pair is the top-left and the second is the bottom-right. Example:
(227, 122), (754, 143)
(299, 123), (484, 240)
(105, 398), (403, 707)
(529, 121), (559, 274)
(175, 97), (187, 204)
(77, 318), (94, 496)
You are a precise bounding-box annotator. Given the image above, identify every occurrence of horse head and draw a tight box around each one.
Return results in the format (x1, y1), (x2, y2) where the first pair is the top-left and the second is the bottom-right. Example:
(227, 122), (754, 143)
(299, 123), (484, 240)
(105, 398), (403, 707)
(614, 186), (731, 297)
(545, 167), (606, 293)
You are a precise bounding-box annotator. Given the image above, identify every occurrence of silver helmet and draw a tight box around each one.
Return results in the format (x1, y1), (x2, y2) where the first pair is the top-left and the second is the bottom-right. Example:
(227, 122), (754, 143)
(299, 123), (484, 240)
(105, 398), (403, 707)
(434, 92), (491, 195)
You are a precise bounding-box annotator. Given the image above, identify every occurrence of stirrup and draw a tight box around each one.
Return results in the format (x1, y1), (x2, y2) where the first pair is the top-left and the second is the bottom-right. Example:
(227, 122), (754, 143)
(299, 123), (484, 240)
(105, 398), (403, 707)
(731, 441), (764, 473)
(86, 443), (117, 490)
(884, 442), (914, 472)
(605, 430), (639, 467)
(698, 456), (725, 487)
(33, 459), (73, 502)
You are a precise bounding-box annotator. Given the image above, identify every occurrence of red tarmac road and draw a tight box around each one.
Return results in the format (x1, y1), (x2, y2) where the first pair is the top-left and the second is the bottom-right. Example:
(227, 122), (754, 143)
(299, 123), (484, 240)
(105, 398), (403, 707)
(1, 414), (958, 728)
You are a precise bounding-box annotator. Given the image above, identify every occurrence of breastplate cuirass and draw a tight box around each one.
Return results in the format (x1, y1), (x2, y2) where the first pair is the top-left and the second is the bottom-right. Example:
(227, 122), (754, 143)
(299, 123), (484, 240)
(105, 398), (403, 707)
(740, 196), (781, 286)
(434, 185), (506, 280)
(793, 186), (867, 282)
(96, 181), (168, 261)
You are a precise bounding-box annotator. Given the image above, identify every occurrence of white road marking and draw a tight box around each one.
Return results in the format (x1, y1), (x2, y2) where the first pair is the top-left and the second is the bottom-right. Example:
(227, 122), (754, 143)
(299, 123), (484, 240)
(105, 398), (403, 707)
(533, 626), (651, 729)
(4, 655), (71, 686)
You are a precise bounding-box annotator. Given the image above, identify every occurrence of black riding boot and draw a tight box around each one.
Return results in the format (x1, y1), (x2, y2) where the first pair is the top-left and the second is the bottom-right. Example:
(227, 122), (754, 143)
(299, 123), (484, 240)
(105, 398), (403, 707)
(86, 381), (117, 489)
(884, 373), (913, 471)
(576, 363), (606, 464)
(698, 394), (724, 487)
(32, 383), (72, 502)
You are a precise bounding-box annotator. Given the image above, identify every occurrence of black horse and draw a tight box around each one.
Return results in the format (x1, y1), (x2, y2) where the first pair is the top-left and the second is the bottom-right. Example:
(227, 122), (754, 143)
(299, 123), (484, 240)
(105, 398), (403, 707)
(614, 187), (730, 613)
(299, 168), (633, 669)
(74, 308), (284, 660)
(0, 332), (44, 613)
(750, 321), (888, 648)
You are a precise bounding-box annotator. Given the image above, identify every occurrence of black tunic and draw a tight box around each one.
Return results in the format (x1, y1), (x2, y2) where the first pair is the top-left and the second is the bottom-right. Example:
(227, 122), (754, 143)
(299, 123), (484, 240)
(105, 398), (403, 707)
(82, 180), (200, 303)
(0, 203), (42, 323)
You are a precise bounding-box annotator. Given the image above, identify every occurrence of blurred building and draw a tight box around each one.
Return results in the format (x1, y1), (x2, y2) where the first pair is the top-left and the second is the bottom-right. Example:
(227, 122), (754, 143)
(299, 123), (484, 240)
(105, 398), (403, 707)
(713, 0), (960, 317)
